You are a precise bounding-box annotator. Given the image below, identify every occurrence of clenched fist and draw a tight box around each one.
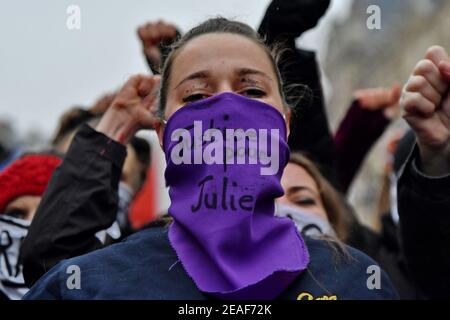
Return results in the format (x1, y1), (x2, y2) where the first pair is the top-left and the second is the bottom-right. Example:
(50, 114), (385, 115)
(137, 21), (179, 74)
(401, 46), (450, 176)
(353, 83), (402, 119)
(96, 75), (161, 144)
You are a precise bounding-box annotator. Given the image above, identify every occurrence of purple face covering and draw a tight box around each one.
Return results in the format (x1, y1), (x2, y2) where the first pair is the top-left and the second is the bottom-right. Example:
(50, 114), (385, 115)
(163, 92), (309, 300)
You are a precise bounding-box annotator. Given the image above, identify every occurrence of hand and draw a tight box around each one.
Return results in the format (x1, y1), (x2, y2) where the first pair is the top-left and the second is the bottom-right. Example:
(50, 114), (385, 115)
(401, 46), (450, 176)
(96, 75), (161, 144)
(137, 21), (178, 73)
(89, 92), (117, 116)
(353, 83), (402, 119)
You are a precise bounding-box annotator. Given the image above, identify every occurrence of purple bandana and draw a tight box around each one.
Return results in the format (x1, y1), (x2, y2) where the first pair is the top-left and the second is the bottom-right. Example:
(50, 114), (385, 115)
(163, 92), (309, 299)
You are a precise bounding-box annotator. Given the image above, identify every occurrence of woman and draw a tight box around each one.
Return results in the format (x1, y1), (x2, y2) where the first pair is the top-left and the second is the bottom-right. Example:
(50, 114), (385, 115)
(277, 153), (349, 241)
(0, 154), (61, 300)
(23, 18), (397, 300)
(20, 110), (151, 287)
(277, 153), (424, 299)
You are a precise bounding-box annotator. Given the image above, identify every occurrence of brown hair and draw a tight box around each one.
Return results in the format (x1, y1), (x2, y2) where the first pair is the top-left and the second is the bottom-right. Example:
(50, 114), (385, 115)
(157, 17), (291, 118)
(288, 153), (351, 242)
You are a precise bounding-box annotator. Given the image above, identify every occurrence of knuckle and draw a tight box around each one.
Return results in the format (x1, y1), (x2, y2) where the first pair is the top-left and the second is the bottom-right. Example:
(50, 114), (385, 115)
(413, 75), (428, 90)
(415, 59), (435, 76)
(407, 75), (426, 91)
(408, 92), (423, 107)
(401, 94), (415, 110)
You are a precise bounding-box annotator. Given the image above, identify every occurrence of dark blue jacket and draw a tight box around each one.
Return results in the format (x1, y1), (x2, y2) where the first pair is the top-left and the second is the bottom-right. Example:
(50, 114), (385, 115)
(23, 226), (398, 300)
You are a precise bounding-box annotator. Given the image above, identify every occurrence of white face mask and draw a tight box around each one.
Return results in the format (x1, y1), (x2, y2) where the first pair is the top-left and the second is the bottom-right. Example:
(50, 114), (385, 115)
(0, 214), (30, 300)
(95, 182), (134, 243)
(116, 182), (133, 230)
(275, 203), (336, 238)
(389, 173), (399, 225)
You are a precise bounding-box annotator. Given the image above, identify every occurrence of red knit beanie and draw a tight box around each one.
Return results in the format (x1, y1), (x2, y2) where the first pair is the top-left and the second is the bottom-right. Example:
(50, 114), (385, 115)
(0, 154), (62, 213)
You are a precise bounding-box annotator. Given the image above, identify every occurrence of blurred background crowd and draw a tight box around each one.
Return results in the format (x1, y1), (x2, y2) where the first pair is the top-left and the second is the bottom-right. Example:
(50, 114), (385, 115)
(1, 0), (450, 300)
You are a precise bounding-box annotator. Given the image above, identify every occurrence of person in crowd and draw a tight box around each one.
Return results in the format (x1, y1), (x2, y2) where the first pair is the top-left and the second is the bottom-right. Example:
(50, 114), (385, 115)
(277, 150), (425, 299)
(20, 102), (151, 287)
(397, 45), (450, 299)
(51, 106), (150, 196)
(23, 18), (398, 300)
(0, 154), (61, 300)
(276, 153), (350, 241)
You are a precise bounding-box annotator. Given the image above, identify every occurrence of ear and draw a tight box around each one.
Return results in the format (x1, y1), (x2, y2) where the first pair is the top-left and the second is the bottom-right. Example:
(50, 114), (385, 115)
(285, 109), (291, 137)
(154, 120), (165, 150)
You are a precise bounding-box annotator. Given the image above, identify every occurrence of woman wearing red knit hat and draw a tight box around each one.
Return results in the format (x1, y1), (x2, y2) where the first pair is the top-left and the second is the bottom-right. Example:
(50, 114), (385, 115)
(0, 154), (61, 300)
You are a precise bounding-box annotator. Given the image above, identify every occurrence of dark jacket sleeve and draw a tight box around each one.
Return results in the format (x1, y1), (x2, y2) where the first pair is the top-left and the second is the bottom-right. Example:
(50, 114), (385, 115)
(271, 43), (338, 188)
(20, 124), (127, 287)
(334, 100), (391, 193)
(285, 48), (337, 183)
(397, 146), (450, 299)
(257, 1), (336, 187)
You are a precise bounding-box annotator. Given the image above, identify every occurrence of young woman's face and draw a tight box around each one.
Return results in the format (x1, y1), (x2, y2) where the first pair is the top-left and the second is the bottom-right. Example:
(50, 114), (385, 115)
(164, 33), (287, 120)
(278, 163), (328, 222)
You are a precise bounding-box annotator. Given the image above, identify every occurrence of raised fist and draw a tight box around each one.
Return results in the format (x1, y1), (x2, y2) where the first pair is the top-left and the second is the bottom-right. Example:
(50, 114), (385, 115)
(137, 21), (179, 74)
(96, 75), (161, 144)
(401, 46), (450, 175)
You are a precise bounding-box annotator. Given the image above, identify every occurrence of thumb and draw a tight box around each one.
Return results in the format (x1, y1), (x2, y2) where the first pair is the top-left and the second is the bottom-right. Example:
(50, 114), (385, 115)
(137, 107), (158, 129)
(390, 82), (402, 105)
(142, 76), (161, 111)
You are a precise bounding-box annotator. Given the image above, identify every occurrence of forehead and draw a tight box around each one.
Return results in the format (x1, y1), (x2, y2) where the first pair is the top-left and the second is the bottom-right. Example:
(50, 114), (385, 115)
(282, 163), (318, 189)
(6, 195), (41, 208)
(170, 33), (275, 83)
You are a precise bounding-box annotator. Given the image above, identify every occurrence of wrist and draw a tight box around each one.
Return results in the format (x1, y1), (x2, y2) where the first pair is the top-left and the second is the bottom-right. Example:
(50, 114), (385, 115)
(418, 142), (450, 176)
(96, 108), (133, 145)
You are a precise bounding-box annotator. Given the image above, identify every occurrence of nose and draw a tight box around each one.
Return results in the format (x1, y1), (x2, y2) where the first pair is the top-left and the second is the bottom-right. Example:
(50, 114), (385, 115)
(216, 82), (234, 95)
(275, 195), (290, 205)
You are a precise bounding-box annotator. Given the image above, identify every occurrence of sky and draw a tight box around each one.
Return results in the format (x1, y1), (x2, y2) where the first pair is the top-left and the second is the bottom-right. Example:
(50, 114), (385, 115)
(0, 0), (269, 139)
(0, 0), (352, 140)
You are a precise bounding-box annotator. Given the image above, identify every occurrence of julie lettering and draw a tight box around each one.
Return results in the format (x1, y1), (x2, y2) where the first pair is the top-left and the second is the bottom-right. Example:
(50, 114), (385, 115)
(191, 175), (254, 213)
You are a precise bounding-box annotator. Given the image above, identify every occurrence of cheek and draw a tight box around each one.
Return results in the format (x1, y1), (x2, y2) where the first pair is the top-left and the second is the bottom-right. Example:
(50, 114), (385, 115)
(27, 202), (41, 221)
(26, 209), (36, 222)
(164, 96), (183, 120)
(311, 203), (329, 222)
(264, 93), (286, 116)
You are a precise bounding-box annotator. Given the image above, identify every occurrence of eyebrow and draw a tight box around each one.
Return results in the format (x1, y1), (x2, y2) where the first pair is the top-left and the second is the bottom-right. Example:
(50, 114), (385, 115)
(175, 70), (210, 89)
(237, 68), (273, 82)
(286, 186), (317, 196)
(175, 68), (273, 89)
